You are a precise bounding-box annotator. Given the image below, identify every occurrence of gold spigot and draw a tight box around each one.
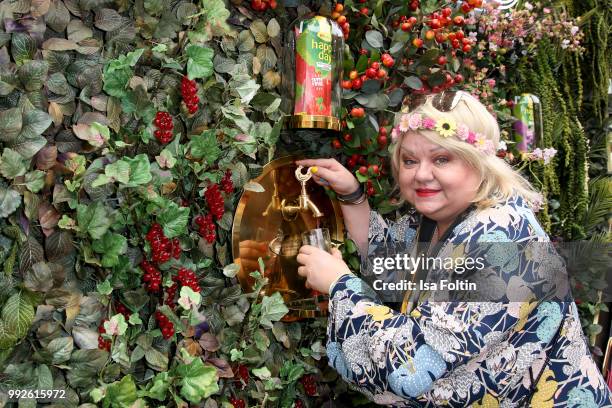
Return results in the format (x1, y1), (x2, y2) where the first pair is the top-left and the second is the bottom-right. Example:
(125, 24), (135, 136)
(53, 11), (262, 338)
(280, 166), (324, 220)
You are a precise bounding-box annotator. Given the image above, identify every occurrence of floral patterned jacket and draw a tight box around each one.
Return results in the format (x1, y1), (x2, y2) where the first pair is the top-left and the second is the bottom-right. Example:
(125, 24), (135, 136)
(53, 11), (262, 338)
(326, 196), (612, 407)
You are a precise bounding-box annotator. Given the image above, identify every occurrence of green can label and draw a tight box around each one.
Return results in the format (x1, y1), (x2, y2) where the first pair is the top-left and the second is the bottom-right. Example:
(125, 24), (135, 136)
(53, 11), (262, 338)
(294, 16), (333, 116)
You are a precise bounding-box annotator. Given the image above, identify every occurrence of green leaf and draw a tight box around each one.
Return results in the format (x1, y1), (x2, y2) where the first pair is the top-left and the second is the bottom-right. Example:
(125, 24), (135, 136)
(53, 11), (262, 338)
(252, 366), (271, 380)
(405, 76), (423, 90)
(186, 45), (214, 80)
(0, 108), (22, 142)
(92, 232), (127, 267)
(0, 186), (22, 218)
(21, 109), (53, 135)
(145, 372), (170, 401)
(178, 286), (201, 310)
(259, 292), (289, 329)
(106, 375), (138, 407)
(145, 347), (169, 371)
(158, 201), (189, 239)
(188, 130), (221, 164)
(0, 319), (18, 349)
(77, 201), (111, 239)
(0, 148), (27, 179)
(96, 279), (113, 295)
(24, 170), (45, 193)
(122, 154), (152, 186)
(11, 33), (37, 65)
(10, 131), (47, 159)
(18, 60), (49, 91)
(47, 336), (74, 363)
(104, 160), (130, 184)
(365, 30), (384, 48)
(1, 292), (34, 338)
(176, 358), (219, 403)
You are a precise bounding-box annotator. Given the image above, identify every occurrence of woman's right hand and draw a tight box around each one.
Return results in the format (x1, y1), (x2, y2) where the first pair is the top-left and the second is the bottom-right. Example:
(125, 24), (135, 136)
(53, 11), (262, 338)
(295, 158), (360, 196)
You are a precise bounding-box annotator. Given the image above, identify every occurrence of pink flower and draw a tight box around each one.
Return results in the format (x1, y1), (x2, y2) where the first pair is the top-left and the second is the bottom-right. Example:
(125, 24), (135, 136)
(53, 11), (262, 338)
(487, 79), (496, 88)
(422, 118), (436, 129)
(407, 113), (423, 130)
(398, 114), (411, 132)
(456, 124), (470, 141)
(467, 132), (477, 144)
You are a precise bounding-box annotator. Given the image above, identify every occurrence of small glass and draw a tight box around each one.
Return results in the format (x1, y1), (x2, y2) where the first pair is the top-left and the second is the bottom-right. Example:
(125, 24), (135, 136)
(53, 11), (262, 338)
(301, 228), (331, 252)
(299, 228), (331, 310)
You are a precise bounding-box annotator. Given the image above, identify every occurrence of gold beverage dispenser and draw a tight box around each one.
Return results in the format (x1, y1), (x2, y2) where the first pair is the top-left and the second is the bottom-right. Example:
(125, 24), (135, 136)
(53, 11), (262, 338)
(231, 156), (344, 320)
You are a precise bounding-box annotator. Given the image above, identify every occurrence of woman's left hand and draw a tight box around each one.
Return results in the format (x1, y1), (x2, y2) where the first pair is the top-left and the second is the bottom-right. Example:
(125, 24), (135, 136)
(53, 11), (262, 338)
(296, 245), (352, 295)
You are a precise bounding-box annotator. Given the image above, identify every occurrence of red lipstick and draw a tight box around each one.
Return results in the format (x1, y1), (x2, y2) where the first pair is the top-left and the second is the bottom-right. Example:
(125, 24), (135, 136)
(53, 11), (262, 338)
(415, 188), (441, 197)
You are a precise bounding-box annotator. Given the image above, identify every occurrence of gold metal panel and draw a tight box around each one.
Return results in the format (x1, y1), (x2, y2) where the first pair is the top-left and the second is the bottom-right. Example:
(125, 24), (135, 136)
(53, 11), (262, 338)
(231, 155), (344, 320)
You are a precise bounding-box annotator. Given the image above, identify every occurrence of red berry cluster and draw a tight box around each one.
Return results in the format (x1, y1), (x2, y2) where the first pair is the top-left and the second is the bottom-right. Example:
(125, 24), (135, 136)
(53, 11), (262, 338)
(300, 375), (317, 397)
(155, 310), (175, 339)
(176, 267), (201, 293)
(229, 397), (246, 408)
(294, 400), (304, 408)
(347, 153), (367, 169)
(341, 53), (395, 92)
(234, 364), (250, 389)
(204, 183), (225, 220)
(377, 126), (388, 148)
(153, 111), (174, 144)
(97, 319), (111, 351)
(115, 302), (131, 319)
(195, 214), (216, 244)
(146, 223), (181, 264)
(331, 4), (350, 40)
(141, 260), (162, 293)
(220, 170), (234, 194)
(164, 282), (178, 309)
(250, 0), (276, 11)
(181, 77), (199, 114)
(366, 180), (376, 196)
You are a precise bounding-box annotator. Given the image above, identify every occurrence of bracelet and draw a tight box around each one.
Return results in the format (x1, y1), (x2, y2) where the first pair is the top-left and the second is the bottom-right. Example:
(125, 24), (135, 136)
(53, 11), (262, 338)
(337, 184), (365, 204)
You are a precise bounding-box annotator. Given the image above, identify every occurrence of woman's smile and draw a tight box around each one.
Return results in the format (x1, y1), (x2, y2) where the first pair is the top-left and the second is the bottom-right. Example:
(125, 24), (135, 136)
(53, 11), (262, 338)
(415, 188), (442, 197)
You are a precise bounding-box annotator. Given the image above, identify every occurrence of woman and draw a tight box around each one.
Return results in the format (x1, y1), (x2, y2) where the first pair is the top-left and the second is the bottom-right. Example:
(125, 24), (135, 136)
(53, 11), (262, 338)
(295, 91), (612, 407)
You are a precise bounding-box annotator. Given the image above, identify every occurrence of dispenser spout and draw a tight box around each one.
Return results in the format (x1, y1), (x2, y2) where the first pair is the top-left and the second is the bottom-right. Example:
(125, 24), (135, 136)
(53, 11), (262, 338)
(279, 166), (324, 220)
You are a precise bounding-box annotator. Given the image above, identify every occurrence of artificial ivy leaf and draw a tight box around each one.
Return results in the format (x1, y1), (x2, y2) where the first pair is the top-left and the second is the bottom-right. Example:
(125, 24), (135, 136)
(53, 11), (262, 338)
(145, 372), (170, 401)
(176, 358), (219, 403)
(104, 160), (130, 184)
(18, 60), (49, 91)
(365, 30), (384, 48)
(105, 375), (138, 407)
(188, 130), (221, 164)
(24, 170), (46, 193)
(252, 366), (271, 380)
(0, 319), (17, 349)
(92, 232), (127, 267)
(11, 131), (47, 159)
(77, 201), (111, 239)
(259, 292), (289, 328)
(145, 347), (169, 372)
(0, 148), (27, 178)
(24, 262), (53, 292)
(123, 154), (152, 187)
(47, 336), (74, 363)
(2, 292), (35, 338)
(11, 33), (37, 65)
(186, 45), (214, 80)
(158, 201), (189, 239)
(230, 74), (260, 104)
(0, 108), (22, 143)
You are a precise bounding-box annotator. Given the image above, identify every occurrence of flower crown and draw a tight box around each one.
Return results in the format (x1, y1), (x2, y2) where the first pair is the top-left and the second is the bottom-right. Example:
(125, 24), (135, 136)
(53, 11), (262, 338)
(392, 113), (498, 156)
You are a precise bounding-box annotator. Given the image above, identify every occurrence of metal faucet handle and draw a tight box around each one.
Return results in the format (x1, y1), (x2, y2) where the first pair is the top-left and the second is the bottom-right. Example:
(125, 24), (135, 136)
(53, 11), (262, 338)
(294, 165), (312, 185)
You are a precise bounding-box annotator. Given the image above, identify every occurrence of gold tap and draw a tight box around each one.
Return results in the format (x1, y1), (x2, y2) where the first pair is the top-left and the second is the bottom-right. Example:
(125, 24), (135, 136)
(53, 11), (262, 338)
(280, 166), (324, 220)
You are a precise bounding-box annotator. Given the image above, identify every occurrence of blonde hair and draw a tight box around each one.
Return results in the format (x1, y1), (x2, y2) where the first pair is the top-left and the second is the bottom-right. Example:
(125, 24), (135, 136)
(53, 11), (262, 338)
(390, 93), (542, 210)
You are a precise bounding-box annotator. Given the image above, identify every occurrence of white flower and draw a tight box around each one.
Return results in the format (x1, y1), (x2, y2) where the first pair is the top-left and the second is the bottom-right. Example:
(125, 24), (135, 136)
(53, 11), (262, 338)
(398, 114), (411, 132)
(498, 140), (507, 151)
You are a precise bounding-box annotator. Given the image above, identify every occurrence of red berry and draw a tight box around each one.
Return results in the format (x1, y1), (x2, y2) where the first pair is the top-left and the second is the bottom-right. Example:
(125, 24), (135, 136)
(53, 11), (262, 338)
(332, 139), (342, 149)
(359, 166), (367, 175)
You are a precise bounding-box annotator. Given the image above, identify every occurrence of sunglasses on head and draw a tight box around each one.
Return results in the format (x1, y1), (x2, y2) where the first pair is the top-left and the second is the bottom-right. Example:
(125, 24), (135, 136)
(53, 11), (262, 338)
(405, 90), (470, 112)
